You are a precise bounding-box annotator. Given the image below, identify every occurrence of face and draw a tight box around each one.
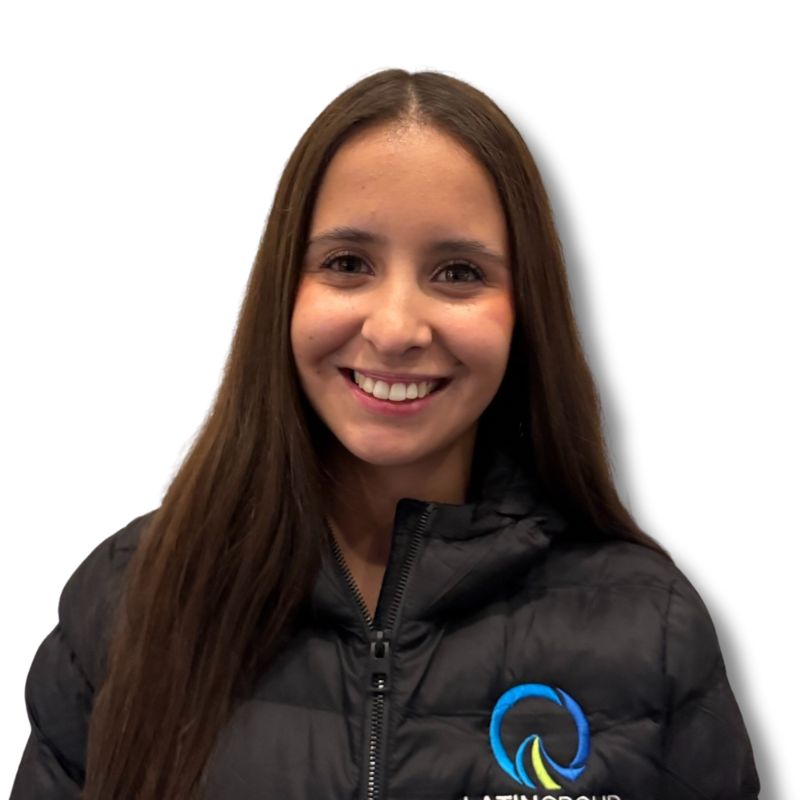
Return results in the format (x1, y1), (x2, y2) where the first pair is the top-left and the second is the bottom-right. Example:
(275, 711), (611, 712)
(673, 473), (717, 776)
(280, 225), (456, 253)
(290, 122), (515, 470)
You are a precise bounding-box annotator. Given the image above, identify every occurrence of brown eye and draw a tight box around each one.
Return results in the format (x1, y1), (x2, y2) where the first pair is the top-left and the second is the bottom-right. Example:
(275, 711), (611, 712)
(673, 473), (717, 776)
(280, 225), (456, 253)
(320, 252), (370, 274)
(434, 262), (486, 284)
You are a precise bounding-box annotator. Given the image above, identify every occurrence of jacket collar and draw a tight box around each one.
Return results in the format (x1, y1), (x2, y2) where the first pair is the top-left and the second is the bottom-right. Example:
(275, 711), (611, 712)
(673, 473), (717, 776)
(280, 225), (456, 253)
(309, 441), (568, 632)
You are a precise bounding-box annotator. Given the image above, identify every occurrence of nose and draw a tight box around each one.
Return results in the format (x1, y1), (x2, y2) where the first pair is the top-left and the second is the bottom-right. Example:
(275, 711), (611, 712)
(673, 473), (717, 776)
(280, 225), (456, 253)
(359, 274), (434, 357)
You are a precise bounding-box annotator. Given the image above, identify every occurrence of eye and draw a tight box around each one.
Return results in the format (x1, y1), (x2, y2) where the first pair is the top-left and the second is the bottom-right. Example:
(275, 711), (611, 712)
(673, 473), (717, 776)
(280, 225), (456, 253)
(433, 261), (487, 284)
(318, 252), (487, 284)
(319, 251), (371, 274)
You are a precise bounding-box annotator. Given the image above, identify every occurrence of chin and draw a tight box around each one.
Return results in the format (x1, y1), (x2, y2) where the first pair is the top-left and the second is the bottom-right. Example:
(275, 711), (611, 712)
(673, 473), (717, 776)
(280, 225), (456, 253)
(332, 436), (438, 469)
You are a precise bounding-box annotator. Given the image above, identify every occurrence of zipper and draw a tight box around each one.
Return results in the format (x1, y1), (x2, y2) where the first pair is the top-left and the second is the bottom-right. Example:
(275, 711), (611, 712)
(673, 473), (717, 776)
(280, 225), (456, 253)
(327, 504), (433, 800)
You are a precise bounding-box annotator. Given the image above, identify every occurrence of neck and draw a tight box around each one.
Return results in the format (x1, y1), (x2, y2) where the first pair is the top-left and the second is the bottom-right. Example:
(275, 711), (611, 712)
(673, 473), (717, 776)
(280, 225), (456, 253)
(322, 428), (477, 563)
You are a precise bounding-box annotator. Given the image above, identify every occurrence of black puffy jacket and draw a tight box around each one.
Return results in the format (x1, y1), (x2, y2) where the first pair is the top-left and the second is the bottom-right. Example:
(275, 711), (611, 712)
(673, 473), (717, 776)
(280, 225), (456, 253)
(11, 445), (761, 799)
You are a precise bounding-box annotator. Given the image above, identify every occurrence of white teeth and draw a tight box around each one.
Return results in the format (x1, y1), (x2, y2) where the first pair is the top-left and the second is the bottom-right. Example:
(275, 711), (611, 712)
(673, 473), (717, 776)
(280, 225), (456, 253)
(388, 383), (406, 401)
(352, 370), (441, 403)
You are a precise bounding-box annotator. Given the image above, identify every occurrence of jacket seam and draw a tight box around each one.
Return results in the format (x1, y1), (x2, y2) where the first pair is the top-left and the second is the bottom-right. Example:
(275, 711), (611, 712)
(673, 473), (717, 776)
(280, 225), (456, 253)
(56, 622), (96, 694)
(401, 705), (659, 734)
(529, 580), (674, 592)
(250, 695), (357, 718)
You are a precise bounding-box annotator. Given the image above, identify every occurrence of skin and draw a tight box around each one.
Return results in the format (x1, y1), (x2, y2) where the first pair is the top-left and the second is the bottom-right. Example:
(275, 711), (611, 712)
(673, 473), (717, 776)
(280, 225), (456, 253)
(290, 121), (515, 615)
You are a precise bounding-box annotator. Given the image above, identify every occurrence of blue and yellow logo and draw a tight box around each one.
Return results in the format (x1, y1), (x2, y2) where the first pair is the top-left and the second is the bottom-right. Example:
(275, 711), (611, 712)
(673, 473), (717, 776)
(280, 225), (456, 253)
(489, 683), (590, 790)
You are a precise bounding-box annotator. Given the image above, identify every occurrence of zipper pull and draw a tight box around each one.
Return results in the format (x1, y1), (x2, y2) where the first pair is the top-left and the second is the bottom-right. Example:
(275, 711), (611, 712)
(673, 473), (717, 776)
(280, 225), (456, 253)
(367, 629), (392, 694)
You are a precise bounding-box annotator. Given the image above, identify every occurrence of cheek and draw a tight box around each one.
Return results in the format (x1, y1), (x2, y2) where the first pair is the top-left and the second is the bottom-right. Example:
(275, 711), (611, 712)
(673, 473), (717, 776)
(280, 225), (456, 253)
(290, 282), (353, 366)
(447, 296), (515, 374)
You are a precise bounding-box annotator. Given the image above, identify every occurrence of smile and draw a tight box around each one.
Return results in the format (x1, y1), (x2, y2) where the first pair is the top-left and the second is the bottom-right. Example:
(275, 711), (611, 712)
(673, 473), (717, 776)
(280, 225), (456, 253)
(339, 368), (451, 416)
(351, 369), (446, 402)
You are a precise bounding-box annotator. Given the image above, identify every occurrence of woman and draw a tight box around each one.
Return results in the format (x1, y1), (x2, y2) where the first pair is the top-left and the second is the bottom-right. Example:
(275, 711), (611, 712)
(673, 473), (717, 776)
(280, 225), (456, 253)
(11, 69), (760, 799)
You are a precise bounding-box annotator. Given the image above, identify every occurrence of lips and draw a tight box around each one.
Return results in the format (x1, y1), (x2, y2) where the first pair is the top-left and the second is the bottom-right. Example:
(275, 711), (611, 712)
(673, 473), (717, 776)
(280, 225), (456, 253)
(341, 368), (451, 397)
(343, 367), (450, 384)
(339, 367), (450, 416)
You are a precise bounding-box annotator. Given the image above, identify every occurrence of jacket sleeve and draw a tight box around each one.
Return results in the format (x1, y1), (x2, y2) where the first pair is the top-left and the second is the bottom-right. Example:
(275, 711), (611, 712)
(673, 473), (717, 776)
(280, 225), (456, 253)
(9, 624), (91, 799)
(657, 573), (761, 799)
(10, 512), (152, 799)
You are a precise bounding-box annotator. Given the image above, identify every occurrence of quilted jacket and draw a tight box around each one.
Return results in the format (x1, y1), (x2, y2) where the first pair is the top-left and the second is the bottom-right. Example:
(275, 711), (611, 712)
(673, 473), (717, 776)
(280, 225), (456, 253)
(11, 444), (761, 799)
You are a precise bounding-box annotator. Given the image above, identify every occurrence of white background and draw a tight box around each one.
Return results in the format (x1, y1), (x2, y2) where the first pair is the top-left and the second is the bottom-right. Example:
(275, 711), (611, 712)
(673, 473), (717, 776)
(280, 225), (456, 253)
(1, 2), (795, 796)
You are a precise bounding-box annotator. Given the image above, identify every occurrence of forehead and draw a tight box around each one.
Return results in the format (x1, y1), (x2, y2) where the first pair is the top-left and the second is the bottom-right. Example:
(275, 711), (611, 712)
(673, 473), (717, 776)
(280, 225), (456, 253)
(308, 124), (508, 253)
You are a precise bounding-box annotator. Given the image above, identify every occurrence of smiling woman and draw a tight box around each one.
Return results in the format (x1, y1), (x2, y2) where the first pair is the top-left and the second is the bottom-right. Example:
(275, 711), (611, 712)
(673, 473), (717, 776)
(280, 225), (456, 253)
(11, 68), (761, 800)
(291, 123), (517, 616)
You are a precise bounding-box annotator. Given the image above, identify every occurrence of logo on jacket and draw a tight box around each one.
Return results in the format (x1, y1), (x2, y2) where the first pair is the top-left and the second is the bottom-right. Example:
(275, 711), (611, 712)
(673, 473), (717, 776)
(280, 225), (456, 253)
(489, 683), (590, 790)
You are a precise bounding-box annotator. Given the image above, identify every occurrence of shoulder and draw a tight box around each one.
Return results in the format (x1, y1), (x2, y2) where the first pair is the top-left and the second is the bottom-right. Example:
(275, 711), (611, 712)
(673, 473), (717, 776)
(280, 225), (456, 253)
(541, 533), (717, 633)
(544, 533), (721, 652)
(58, 509), (156, 687)
(544, 533), (697, 593)
(536, 534), (728, 689)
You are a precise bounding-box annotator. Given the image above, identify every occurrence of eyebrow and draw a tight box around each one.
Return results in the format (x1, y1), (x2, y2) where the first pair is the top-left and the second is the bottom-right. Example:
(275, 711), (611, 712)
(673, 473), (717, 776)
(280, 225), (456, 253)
(306, 225), (507, 265)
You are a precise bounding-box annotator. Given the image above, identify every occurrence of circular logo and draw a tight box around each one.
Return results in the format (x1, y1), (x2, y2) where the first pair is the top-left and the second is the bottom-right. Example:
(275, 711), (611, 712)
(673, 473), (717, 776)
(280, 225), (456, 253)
(489, 683), (590, 790)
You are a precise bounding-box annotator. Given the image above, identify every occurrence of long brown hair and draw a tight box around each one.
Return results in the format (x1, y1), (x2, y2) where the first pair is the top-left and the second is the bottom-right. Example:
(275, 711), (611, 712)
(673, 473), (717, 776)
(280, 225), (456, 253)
(82, 68), (671, 799)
